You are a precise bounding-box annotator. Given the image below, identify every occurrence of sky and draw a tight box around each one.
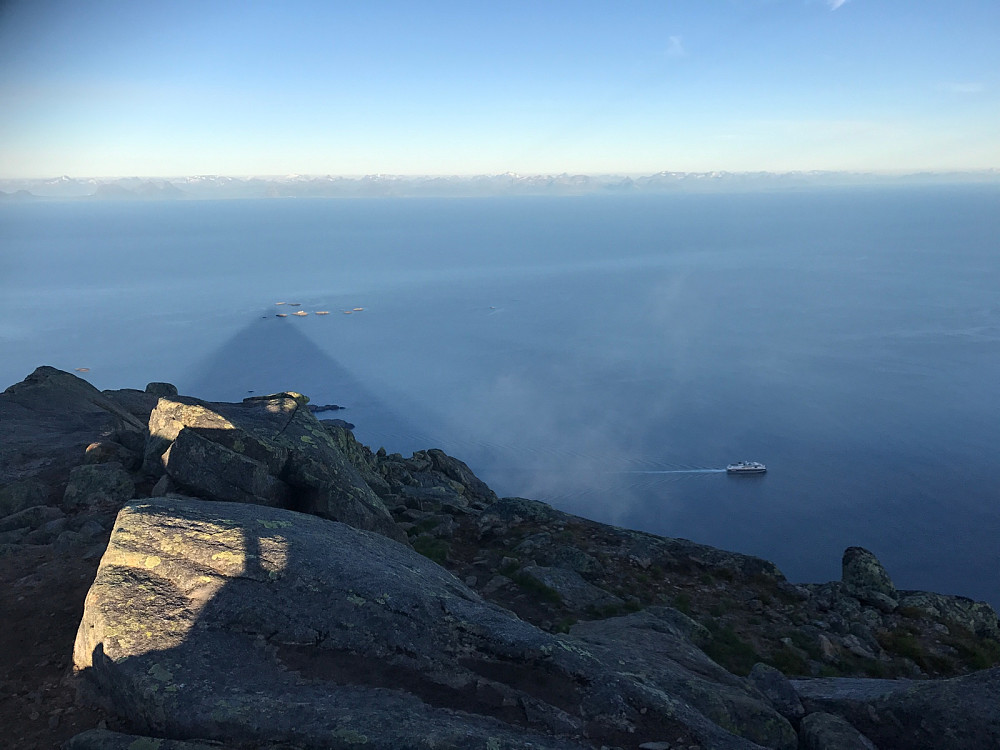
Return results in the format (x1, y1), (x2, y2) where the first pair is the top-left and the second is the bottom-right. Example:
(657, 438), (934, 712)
(0, 0), (998, 178)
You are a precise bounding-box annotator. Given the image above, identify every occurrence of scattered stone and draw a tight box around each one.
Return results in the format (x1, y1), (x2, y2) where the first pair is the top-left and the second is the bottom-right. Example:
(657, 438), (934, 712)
(63, 464), (135, 509)
(0, 480), (51, 518)
(0, 505), (64, 534)
(799, 712), (877, 750)
(82, 441), (139, 470)
(748, 663), (805, 722)
(25, 516), (67, 544)
(76, 519), (106, 539)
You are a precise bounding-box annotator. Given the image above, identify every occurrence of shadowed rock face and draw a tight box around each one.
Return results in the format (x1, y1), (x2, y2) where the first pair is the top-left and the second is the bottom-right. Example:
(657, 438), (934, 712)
(143, 392), (406, 543)
(74, 497), (793, 750)
(0, 367), (146, 514)
(798, 712), (877, 750)
(793, 669), (1000, 750)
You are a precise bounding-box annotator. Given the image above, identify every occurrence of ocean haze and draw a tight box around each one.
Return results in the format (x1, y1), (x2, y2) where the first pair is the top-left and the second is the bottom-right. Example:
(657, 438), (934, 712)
(1, 186), (998, 606)
(2, 170), (999, 201)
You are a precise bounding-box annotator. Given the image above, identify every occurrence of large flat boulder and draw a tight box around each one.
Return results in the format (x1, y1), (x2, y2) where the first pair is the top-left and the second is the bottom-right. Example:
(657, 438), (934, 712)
(570, 611), (797, 750)
(793, 670), (1000, 749)
(73, 498), (788, 749)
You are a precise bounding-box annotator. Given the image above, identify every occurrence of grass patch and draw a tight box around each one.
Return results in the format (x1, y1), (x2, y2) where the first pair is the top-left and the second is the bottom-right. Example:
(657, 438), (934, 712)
(411, 536), (450, 565)
(767, 646), (809, 676)
(877, 629), (924, 662)
(587, 600), (643, 619)
(788, 630), (823, 661)
(673, 592), (693, 615)
(945, 630), (1000, 671)
(509, 571), (564, 605)
(877, 628), (952, 673)
(703, 622), (761, 676)
(896, 605), (929, 620)
(553, 617), (578, 634)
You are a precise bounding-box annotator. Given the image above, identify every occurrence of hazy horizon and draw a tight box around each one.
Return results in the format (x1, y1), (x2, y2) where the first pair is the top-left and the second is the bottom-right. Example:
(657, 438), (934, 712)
(5, 168), (998, 202)
(2, 1), (997, 178)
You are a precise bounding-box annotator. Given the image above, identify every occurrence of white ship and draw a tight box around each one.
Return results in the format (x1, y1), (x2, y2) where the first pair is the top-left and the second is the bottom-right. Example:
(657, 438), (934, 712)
(726, 461), (767, 474)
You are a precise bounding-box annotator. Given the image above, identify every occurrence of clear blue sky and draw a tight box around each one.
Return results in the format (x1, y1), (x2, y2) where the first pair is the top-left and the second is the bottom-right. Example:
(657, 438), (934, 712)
(1, 0), (997, 178)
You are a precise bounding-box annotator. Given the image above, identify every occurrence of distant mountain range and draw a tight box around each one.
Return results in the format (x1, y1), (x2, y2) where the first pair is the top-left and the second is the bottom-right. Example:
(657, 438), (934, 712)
(1, 169), (998, 201)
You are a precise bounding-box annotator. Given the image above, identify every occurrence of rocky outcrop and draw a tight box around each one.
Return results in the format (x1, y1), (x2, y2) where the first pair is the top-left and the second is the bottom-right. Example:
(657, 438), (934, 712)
(0, 367), (146, 513)
(74, 497), (789, 749)
(2, 367), (999, 749)
(895, 590), (1000, 640)
(793, 669), (1000, 749)
(142, 392), (405, 542)
(841, 546), (898, 612)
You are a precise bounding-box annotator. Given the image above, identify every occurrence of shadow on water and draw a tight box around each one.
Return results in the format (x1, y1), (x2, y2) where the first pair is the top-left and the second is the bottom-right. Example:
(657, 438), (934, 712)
(177, 313), (431, 450)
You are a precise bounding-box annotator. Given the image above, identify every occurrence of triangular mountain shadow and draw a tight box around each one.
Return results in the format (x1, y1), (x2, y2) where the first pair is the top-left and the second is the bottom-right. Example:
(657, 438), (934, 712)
(178, 314), (435, 454)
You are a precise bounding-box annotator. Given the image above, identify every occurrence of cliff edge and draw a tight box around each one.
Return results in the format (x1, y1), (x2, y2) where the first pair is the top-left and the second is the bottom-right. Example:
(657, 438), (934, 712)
(2, 367), (998, 749)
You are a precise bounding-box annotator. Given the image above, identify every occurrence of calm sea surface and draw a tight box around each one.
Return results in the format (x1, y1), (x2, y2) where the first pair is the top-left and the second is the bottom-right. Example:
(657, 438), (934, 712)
(2, 188), (999, 605)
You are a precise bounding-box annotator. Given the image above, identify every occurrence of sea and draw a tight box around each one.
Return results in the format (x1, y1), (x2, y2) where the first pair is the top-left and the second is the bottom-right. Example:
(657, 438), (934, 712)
(2, 186), (999, 607)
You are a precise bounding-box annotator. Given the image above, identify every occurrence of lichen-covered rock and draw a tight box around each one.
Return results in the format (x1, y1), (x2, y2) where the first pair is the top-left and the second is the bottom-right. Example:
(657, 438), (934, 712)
(143, 396), (247, 476)
(798, 712), (876, 750)
(63, 463), (135, 509)
(841, 547), (897, 610)
(897, 590), (1000, 639)
(74, 498), (782, 750)
(321, 422), (382, 487)
(425, 448), (499, 507)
